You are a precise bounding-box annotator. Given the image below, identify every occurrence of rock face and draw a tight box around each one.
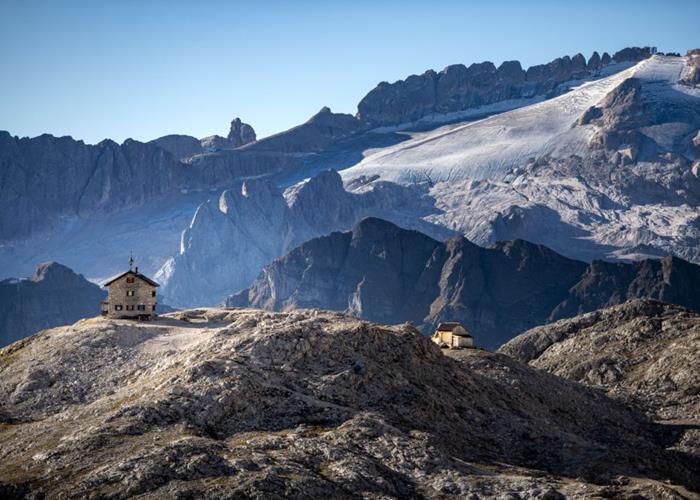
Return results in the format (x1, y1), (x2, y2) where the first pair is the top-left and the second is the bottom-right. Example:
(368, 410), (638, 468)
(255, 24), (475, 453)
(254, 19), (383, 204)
(228, 218), (700, 349)
(0, 133), (189, 240)
(157, 171), (450, 307)
(0, 110), (351, 243)
(356, 47), (654, 126)
(682, 49), (700, 86)
(0, 308), (697, 497)
(0, 262), (105, 347)
(227, 117), (256, 147)
(242, 107), (365, 153)
(151, 118), (256, 159)
(550, 256), (700, 320)
(499, 299), (700, 456)
(148, 134), (204, 159)
(576, 72), (700, 162)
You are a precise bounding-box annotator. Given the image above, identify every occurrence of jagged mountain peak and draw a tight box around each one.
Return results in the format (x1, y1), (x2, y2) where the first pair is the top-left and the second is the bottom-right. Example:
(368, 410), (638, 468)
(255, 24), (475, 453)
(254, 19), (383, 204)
(227, 117), (256, 147)
(305, 105), (361, 128)
(356, 46), (656, 126)
(229, 218), (700, 349)
(30, 261), (80, 283)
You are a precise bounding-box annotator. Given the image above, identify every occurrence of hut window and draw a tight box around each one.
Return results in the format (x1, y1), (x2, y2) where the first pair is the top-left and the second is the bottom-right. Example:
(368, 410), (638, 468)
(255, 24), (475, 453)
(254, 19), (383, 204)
(126, 290), (135, 297)
(151, 291), (156, 297)
(115, 305), (123, 311)
(126, 305), (134, 311)
(137, 304), (145, 311)
(126, 277), (135, 283)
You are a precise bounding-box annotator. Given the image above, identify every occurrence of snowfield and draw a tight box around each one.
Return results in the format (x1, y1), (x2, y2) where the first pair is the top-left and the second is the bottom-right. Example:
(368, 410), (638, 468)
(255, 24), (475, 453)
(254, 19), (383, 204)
(341, 57), (692, 184)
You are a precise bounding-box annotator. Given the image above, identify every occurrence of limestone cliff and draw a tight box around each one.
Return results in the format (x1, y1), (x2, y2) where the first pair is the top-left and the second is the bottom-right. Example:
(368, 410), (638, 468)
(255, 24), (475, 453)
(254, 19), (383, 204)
(356, 47), (655, 126)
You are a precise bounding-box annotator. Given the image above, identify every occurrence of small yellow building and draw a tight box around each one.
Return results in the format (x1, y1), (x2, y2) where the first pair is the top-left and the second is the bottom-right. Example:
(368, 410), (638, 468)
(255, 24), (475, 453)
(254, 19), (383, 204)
(431, 322), (474, 349)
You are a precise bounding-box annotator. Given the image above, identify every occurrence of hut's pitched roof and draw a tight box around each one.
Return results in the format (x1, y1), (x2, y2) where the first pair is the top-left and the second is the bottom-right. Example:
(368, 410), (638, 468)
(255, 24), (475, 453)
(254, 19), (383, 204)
(436, 322), (472, 337)
(102, 270), (160, 288)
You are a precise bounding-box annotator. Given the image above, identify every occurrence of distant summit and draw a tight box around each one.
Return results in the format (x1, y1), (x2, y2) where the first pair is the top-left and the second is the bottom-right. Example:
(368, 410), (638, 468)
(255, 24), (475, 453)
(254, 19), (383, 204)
(153, 116), (257, 159)
(0, 262), (105, 347)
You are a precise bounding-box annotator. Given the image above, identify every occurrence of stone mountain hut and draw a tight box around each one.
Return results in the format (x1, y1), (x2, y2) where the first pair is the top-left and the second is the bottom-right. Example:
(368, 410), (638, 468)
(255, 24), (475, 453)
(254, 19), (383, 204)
(431, 322), (474, 349)
(101, 259), (159, 320)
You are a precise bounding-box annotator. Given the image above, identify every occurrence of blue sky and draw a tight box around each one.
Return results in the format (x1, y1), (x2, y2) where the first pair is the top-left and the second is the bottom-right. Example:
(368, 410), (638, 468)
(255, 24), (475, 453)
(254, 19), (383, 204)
(1, 0), (698, 144)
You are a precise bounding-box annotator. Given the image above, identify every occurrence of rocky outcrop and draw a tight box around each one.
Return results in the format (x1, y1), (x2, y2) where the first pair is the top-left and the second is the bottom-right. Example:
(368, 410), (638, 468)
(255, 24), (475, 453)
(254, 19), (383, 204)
(356, 47), (654, 126)
(227, 117), (256, 146)
(682, 49), (700, 86)
(0, 262), (105, 347)
(229, 218), (700, 349)
(242, 107), (365, 153)
(199, 117), (257, 152)
(499, 299), (700, 455)
(157, 171), (450, 307)
(0, 308), (697, 497)
(152, 118), (256, 159)
(577, 77), (645, 129)
(576, 56), (700, 162)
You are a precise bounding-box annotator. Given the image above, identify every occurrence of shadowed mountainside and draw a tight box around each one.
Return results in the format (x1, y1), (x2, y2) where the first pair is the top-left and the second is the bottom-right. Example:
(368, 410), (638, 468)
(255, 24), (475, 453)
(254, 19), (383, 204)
(0, 262), (105, 347)
(228, 218), (700, 349)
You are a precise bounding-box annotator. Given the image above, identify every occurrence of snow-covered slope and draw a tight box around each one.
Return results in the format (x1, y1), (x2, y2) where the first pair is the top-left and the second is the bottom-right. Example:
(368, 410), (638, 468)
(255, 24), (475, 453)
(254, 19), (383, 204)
(341, 56), (694, 183)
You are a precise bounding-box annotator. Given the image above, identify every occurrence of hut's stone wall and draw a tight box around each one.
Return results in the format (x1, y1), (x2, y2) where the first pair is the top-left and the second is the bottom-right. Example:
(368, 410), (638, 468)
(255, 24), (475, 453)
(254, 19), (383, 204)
(104, 275), (157, 319)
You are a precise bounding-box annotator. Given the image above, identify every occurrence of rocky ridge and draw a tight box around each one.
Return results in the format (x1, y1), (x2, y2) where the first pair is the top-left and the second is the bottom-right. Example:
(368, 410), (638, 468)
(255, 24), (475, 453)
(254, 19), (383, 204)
(499, 300), (700, 418)
(0, 47), (661, 245)
(682, 49), (700, 86)
(227, 218), (700, 349)
(0, 262), (105, 348)
(151, 117), (257, 159)
(0, 308), (697, 497)
(499, 299), (700, 458)
(357, 47), (655, 126)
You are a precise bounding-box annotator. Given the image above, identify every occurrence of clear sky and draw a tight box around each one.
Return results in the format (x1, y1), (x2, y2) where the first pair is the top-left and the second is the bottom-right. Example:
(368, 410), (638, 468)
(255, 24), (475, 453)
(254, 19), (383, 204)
(1, 0), (698, 144)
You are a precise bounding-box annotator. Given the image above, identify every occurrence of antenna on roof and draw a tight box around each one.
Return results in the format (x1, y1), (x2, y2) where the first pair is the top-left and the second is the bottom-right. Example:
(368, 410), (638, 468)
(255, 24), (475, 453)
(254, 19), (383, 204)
(129, 252), (134, 271)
